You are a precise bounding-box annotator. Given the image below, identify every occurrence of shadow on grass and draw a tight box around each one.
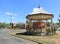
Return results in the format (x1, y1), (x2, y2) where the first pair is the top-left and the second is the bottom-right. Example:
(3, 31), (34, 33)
(16, 32), (35, 36)
(14, 32), (55, 44)
(15, 32), (43, 44)
(16, 32), (42, 44)
(16, 32), (42, 36)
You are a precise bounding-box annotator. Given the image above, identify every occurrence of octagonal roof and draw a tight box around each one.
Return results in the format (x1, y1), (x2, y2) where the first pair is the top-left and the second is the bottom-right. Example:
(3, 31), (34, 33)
(29, 7), (52, 14)
(26, 6), (54, 20)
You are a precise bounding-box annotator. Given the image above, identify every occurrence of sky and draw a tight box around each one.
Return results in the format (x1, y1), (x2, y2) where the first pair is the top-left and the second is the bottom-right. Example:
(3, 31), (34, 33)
(0, 0), (60, 23)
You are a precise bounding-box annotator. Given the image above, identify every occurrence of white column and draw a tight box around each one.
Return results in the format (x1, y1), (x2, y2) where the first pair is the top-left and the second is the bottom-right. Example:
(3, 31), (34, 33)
(51, 19), (53, 24)
(46, 20), (47, 24)
(51, 19), (53, 28)
(29, 19), (32, 27)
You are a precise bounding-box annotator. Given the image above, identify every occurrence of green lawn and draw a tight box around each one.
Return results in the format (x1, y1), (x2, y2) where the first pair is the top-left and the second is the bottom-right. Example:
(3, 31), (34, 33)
(12, 34), (55, 44)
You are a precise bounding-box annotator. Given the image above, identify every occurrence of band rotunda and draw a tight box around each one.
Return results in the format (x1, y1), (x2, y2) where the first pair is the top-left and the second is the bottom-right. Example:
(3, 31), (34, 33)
(26, 6), (54, 35)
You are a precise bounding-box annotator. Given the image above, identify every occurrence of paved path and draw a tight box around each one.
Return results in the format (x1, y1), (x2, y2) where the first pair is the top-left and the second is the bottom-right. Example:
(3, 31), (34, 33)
(0, 29), (37, 44)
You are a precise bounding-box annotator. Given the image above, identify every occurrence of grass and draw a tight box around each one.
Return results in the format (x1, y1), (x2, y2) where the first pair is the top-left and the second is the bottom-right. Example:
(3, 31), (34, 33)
(11, 33), (55, 44)
(41, 40), (55, 44)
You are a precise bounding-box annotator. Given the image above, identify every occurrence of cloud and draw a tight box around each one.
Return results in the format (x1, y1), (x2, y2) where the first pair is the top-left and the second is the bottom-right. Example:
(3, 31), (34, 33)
(6, 11), (17, 16)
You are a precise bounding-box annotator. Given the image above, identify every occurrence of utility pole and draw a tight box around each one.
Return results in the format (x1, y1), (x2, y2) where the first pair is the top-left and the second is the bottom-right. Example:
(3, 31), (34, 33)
(10, 14), (13, 29)
(6, 12), (16, 29)
(58, 14), (60, 27)
(59, 14), (60, 24)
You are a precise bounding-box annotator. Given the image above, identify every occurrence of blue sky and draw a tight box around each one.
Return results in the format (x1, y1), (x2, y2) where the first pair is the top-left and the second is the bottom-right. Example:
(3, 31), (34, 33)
(0, 0), (60, 23)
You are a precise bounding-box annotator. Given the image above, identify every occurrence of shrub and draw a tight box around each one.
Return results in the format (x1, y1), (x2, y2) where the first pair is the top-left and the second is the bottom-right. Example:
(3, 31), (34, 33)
(46, 28), (51, 35)
(46, 27), (57, 36)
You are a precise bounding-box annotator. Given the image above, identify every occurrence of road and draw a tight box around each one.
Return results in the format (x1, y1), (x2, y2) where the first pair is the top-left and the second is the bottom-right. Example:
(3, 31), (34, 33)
(0, 29), (37, 44)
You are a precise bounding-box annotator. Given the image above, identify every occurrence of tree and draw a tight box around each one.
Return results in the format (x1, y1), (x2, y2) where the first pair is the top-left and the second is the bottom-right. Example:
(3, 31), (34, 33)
(57, 14), (60, 27)
(16, 22), (25, 29)
(0, 22), (10, 29)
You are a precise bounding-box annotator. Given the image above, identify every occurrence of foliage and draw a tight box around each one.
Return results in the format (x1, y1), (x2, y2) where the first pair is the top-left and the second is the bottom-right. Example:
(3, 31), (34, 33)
(58, 19), (60, 24)
(26, 27), (42, 35)
(16, 22), (25, 29)
(46, 28), (51, 35)
(26, 27), (34, 35)
(46, 27), (57, 35)
(0, 22), (10, 28)
(0, 22), (25, 29)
